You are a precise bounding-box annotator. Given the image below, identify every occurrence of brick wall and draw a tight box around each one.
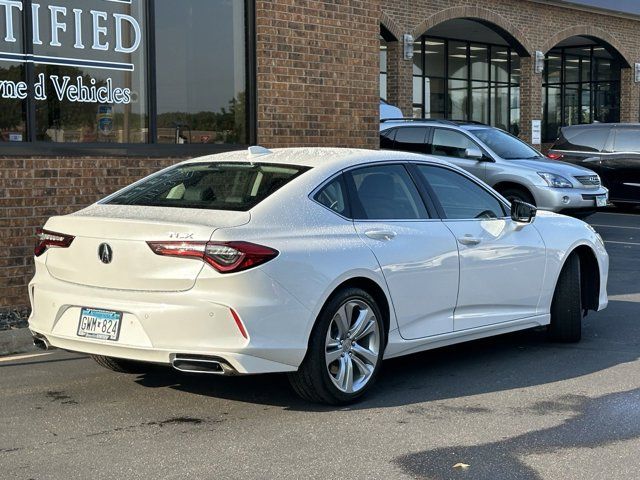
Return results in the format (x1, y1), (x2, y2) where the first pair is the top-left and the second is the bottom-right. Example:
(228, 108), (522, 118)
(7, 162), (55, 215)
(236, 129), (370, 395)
(0, 157), (181, 310)
(255, 0), (381, 149)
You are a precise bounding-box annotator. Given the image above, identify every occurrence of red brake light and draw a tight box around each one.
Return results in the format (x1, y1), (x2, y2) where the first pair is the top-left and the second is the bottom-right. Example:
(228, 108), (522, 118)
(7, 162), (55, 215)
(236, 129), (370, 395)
(547, 152), (564, 160)
(34, 228), (75, 257)
(146, 241), (279, 273)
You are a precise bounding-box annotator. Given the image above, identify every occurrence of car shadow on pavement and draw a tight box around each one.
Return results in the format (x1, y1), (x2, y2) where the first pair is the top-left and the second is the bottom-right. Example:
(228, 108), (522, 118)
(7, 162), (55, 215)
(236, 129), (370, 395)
(132, 295), (639, 413)
(392, 387), (640, 480)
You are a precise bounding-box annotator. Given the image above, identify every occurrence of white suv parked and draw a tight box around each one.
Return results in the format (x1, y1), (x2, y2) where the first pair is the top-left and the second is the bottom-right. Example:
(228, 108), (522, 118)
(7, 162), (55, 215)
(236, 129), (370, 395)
(381, 120), (609, 216)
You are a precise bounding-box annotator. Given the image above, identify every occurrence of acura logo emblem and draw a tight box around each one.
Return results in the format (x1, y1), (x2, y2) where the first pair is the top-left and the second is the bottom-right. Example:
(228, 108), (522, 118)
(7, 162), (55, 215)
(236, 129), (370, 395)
(98, 243), (113, 264)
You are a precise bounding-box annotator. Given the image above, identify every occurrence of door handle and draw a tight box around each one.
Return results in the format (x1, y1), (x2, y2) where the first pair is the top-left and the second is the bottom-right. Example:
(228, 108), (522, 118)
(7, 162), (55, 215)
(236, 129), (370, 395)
(458, 235), (481, 246)
(365, 229), (397, 241)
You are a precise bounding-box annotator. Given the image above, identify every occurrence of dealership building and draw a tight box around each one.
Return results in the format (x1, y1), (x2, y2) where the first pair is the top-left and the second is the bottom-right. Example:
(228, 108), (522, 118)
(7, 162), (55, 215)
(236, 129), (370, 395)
(1, 0), (640, 315)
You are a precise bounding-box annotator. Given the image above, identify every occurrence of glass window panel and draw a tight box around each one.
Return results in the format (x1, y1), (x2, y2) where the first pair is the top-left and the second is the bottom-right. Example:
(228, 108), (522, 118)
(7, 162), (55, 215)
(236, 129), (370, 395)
(431, 128), (478, 159)
(510, 86), (520, 136)
(594, 83), (620, 123)
(546, 52), (562, 84)
(33, 0), (148, 143)
(565, 55), (580, 83)
(155, 0), (246, 144)
(581, 86), (591, 123)
(448, 41), (468, 80)
(448, 80), (468, 121)
(544, 86), (562, 141)
(413, 76), (423, 105)
(413, 40), (423, 75)
(581, 57), (591, 83)
(564, 85), (580, 126)
(613, 129), (640, 153)
(424, 39), (445, 77)
(470, 82), (489, 124)
(380, 74), (387, 101)
(425, 77), (445, 119)
(510, 52), (521, 86)
(491, 47), (509, 83)
(492, 85), (509, 131)
(380, 37), (388, 74)
(470, 44), (488, 81)
(316, 176), (349, 217)
(0, 1), (26, 141)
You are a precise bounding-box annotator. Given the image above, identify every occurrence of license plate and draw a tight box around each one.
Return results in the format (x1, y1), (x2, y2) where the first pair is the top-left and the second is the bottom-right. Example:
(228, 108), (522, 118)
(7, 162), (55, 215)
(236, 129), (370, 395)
(596, 195), (608, 207)
(77, 308), (122, 341)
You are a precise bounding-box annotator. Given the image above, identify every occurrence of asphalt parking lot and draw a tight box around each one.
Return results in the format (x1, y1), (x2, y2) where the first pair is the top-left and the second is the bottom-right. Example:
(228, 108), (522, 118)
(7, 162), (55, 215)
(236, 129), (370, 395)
(1, 208), (639, 480)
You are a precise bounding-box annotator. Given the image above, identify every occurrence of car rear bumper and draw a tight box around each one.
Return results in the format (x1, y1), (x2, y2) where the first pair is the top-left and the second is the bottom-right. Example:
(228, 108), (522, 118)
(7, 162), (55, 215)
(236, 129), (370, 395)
(28, 263), (311, 374)
(534, 186), (609, 213)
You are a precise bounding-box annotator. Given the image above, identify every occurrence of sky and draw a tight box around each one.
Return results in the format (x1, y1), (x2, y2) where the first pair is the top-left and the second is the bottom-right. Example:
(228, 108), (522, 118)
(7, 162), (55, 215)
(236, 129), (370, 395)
(562, 0), (640, 15)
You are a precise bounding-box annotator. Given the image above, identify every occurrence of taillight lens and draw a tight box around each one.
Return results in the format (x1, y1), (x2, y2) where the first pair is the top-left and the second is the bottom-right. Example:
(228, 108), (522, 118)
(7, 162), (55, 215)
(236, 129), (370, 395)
(547, 152), (564, 160)
(146, 241), (278, 273)
(34, 228), (75, 257)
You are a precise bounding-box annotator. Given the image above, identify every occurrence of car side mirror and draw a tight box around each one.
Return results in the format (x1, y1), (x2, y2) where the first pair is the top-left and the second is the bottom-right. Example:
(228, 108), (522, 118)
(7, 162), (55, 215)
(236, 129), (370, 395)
(510, 200), (537, 224)
(464, 147), (484, 161)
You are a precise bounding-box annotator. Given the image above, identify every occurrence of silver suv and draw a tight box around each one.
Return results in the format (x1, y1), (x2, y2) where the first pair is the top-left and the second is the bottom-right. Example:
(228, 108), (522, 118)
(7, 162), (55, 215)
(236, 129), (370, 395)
(380, 120), (609, 215)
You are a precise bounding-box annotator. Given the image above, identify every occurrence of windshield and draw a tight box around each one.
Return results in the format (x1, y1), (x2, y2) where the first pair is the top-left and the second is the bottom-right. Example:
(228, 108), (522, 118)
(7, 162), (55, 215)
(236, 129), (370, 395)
(106, 162), (310, 211)
(471, 128), (542, 160)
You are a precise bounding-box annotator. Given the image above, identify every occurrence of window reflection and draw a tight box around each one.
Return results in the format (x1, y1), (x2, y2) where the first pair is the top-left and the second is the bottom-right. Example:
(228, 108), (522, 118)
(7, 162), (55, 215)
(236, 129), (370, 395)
(155, 0), (246, 144)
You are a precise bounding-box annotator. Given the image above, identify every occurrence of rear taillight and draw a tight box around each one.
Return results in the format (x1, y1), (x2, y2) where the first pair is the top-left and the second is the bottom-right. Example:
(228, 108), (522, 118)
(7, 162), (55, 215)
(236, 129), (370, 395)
(34, 228), (75, 257)
(146, 241), (279, 273)
(547, 152), (564, 160)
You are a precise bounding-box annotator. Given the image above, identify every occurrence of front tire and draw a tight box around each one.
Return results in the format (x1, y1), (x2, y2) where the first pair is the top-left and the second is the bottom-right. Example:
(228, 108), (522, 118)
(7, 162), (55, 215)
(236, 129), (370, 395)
(92, 355), (151, 374)
(289, 288), (386, 405)
(548, 254), (582, 343)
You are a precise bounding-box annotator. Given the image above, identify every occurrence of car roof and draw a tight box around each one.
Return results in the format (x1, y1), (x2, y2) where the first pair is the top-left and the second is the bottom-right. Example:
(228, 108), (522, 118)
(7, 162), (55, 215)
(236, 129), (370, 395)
(562, 123), (640, 130)
(379, 119), (490, 131)
(181, 147), (452, 171)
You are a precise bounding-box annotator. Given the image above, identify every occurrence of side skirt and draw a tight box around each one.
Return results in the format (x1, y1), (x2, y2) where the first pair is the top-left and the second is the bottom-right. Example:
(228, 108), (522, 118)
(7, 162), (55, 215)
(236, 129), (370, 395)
(383, 314), (550, 360)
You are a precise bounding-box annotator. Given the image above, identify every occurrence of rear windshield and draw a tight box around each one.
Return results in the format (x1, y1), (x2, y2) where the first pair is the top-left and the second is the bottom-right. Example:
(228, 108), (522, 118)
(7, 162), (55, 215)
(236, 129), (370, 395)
(106, 162), (310, 211)
(553, 127), (611, 153)
(471, 128), (542, 160)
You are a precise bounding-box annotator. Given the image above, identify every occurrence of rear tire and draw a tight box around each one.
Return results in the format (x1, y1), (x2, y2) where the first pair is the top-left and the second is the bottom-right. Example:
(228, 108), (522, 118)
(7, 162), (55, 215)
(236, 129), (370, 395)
(497, 186), (536, 206)
(289, 288), (386, 405)
(92, 355), (151, 374)
(548, 254), (582, 343)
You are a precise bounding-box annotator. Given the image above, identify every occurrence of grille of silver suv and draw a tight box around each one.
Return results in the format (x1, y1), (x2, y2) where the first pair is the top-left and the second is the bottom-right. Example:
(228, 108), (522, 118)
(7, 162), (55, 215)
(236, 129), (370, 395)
(574, 175), (601, 187)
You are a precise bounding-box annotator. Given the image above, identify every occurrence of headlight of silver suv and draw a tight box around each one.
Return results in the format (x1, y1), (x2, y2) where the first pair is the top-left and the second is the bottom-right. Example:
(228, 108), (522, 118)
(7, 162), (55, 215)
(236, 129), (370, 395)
(538, 172), (573, 189)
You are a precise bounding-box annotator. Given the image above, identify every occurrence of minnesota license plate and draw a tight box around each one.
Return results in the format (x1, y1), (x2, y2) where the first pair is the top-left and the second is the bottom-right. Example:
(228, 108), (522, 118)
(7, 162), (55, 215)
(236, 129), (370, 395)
(77, 308), (122, 341)
(596, 195), (608, 208)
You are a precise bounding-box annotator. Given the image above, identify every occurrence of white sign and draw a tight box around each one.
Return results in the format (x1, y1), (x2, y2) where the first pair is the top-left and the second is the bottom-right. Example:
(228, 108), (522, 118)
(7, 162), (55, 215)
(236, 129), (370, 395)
(532, 120), (542, 145)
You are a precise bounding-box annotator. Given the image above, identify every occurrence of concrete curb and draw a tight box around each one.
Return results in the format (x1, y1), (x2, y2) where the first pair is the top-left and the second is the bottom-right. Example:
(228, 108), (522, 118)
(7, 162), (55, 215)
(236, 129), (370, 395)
(0, 328), (35, 357)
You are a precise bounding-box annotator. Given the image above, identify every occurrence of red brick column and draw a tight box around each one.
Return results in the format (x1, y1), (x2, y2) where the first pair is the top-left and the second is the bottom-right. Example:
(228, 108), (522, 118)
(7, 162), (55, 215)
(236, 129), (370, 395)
(620, 68), (640, 123)
(519, 56), (543, 147)
(386, 40), (413, 116)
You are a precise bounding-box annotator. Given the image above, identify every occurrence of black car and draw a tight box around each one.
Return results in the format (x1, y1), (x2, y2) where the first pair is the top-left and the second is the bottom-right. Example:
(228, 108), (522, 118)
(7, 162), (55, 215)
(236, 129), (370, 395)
(548, 124), (640, 208)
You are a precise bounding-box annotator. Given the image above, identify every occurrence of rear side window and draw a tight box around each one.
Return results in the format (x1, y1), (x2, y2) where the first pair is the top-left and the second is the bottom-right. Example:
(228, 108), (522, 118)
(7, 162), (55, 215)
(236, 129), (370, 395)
(107, 162), (310, 211)
(554, 127), (610, 152)
(380, 128), (397, 149)
(347, 165), (429, 220)
(417, 165), (506, 220)
(613, 129), (640, 153)
(393, 127), (428, 153)
(314, 176), (350, 217)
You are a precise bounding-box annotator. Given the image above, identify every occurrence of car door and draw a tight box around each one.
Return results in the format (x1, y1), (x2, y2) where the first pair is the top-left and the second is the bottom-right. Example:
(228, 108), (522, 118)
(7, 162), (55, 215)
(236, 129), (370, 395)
(346, 163), (460, 340)
(429, 127), (488, 181)
(601, 127), (640, 203)
(413, 164), (546, 331)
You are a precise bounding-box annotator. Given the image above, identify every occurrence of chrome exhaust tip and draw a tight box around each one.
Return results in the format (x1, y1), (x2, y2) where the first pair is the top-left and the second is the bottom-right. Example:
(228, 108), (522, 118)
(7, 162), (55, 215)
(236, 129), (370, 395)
(171, 355), (236, 376)
(32, 332), (52, 351)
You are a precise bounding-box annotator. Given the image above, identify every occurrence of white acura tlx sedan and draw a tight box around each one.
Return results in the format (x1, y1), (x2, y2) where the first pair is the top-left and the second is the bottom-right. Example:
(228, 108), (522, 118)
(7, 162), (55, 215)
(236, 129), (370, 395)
(29, 147), (609, 404)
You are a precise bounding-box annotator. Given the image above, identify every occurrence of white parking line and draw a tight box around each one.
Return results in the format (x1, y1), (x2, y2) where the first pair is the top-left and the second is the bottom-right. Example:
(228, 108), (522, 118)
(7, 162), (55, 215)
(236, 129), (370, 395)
(591, 224), (640, 231)
(0, 351), (54, 363)
(605, 240), (640, 247)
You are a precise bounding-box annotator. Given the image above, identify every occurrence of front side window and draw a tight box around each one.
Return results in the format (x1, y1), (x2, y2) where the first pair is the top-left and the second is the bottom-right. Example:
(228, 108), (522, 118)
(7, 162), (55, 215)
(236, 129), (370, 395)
(417, 165), (505, 220)
(107, 162), (309, 211)
(471, 128), (540, 159)
(348, 165), (428, 220)
(431, 128), (477, 159)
